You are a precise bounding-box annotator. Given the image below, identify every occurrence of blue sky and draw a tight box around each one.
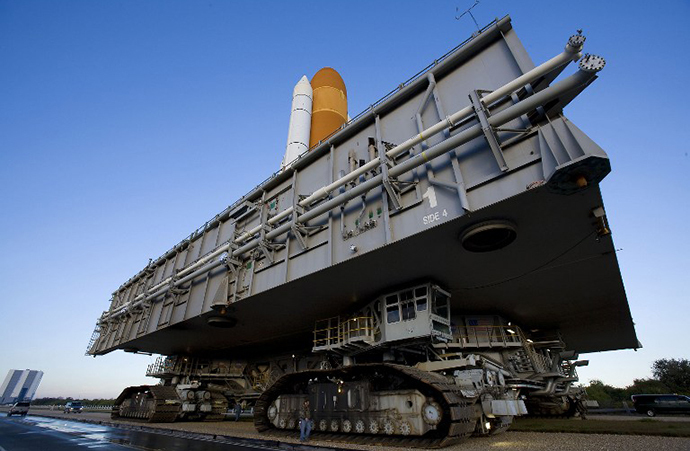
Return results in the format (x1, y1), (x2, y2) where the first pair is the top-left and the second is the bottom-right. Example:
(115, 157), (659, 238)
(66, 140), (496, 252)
(0, 0), (688, 399)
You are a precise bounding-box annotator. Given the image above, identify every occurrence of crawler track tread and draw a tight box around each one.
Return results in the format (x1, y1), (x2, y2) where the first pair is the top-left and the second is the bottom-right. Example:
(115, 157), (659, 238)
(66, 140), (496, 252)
(112, 385), (181, 423)
(254, 363), (479, 448)
(203, 391), (229, 422)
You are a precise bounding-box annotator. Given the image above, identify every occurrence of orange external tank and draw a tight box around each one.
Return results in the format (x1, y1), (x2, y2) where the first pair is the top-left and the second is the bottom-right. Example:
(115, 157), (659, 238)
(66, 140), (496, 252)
(309, 67), (347, 149)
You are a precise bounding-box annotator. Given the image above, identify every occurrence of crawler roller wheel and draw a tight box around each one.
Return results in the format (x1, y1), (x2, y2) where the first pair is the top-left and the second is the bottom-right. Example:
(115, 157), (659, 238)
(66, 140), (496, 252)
(382, 418), (394, 435)
(400, 420), (412, 436)
(354, 419), (365, 433)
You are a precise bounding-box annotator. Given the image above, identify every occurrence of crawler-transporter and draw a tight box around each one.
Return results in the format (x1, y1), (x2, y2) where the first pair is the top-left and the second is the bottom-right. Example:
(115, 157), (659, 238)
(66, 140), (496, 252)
(88, 16), (638, 446)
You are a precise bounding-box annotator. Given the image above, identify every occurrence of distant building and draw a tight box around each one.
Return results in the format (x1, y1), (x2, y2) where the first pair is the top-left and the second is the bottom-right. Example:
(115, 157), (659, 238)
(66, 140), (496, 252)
(0, 369), (43, 404)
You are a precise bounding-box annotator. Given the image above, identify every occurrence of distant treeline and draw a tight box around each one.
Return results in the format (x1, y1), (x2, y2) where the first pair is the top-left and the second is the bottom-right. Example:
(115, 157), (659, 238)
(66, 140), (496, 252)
(585, 358), (690, 408)
(586, 379), (670, 408)
(31, 397), (115, 406)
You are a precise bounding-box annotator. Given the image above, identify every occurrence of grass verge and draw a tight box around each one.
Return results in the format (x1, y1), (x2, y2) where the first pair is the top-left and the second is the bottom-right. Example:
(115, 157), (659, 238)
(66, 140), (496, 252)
(512, 417), (690, 437)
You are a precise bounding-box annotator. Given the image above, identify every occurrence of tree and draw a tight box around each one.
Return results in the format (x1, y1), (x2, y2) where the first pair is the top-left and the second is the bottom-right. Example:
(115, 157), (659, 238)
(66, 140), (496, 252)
(585, 379), (627, 407)
(626, 378), (669, 395)
(652, 358), (690, 394)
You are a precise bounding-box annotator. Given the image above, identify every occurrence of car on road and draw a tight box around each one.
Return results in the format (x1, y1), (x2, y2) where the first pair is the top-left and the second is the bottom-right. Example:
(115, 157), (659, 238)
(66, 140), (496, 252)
(631, 394), (690, 417)
(7, 401), (30, 417)
(64, 401), (83, 413)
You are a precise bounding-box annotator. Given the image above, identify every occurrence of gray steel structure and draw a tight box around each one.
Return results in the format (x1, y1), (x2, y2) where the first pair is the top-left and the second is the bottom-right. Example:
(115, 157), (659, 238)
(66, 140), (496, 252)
(0, 369), (43, 404)
(88, 16), (638, 365)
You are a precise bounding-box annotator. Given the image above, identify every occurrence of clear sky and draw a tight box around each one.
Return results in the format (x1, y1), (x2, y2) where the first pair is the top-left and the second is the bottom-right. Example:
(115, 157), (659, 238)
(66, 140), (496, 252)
(1, 0), (688, 399)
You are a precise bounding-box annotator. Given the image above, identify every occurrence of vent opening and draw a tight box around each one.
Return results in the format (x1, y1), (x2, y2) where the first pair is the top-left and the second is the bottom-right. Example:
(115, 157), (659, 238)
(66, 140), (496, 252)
(207, 316), (237, 328)
(461, 221), (517, 252)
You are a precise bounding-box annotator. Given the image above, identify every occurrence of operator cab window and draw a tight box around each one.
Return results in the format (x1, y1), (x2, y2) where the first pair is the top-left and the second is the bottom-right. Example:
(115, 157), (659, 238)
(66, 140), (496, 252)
(416, 287), (428, 311)
(432, 290), (450, 319)
(401, 301), (416, 321)
(386, 295), (400, 323)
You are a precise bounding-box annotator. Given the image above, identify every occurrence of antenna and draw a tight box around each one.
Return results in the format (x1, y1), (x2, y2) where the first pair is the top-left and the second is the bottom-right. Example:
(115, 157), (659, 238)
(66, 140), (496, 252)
(456, 1), (481, 32)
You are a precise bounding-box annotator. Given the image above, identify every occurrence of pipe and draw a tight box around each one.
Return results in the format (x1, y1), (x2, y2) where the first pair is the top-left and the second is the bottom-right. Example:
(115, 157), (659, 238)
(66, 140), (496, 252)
(176, 258), (225, 286)
(103, 245), (231, 321)
(177, 244), (231, 278)
(147, 242), (232, 295)
(133, 242), (232, 299)
(480, 33), (584, 109)
(234, 207), (292, 244)
(531, 379), (557, 396)
(104, 256), (229, 321)
(414, 74), (437, 118)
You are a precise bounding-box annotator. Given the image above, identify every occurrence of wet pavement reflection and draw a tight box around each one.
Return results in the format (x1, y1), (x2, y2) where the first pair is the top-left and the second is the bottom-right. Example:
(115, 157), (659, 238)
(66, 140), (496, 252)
(1, 415), (271, 451)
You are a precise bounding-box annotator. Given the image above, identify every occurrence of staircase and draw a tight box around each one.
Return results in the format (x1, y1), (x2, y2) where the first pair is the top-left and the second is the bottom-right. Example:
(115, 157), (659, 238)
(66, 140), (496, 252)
(84, 325), (101, 356)
(512, 349), (537, 373)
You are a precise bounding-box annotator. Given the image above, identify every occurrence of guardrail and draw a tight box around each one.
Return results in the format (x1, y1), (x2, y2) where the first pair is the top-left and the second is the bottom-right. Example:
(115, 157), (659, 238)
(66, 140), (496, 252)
(27, 404), (114, 411)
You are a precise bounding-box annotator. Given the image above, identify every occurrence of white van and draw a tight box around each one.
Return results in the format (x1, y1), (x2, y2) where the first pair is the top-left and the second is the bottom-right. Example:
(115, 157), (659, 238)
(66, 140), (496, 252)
(7, 401), (30, 417)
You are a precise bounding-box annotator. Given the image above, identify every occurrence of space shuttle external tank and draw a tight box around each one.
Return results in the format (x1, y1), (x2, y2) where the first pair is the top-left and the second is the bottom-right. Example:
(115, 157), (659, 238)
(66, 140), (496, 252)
(309, 67), (348, 149)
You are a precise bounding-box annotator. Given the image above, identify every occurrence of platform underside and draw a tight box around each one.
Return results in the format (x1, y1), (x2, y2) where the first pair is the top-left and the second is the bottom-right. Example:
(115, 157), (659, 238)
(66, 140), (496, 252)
(112, 183), (637, 358)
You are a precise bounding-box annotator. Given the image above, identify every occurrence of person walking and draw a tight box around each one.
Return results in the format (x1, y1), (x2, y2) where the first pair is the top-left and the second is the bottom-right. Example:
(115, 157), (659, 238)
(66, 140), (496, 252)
(299, 399), (312, 442)
(234, 402), (242, 421)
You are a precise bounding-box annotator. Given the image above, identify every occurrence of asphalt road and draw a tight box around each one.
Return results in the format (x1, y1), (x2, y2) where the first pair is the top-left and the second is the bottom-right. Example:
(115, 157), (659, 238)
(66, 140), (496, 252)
(0, 416), (134, 451)
(2, 409), (690, 451)
(0, 415), (274, 451)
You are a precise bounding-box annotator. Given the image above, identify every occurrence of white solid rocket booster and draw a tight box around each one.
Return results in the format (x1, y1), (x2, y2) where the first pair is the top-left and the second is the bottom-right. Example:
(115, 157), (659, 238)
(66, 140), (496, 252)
(281, 75), (313, 169)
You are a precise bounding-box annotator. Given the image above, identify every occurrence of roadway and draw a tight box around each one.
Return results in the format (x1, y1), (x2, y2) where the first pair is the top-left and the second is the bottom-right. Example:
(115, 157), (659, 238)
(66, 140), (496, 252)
(1, 409), (689, 451)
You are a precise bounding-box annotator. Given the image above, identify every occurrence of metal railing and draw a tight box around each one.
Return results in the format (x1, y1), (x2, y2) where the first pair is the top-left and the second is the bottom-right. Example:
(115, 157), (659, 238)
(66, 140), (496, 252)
(313, 316), (376, 349)
(313, 317), (341, 348)
(452, 325), (558, 374)
(27, 405), (114, 411)
(452, 325), (523, 348)
(146, 356), (176, 376)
